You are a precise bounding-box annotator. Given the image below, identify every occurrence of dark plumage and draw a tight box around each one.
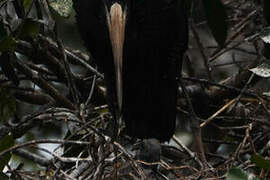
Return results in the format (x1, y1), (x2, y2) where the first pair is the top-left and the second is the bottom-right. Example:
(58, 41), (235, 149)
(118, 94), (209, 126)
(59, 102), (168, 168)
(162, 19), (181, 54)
(73, 0), (188, 142)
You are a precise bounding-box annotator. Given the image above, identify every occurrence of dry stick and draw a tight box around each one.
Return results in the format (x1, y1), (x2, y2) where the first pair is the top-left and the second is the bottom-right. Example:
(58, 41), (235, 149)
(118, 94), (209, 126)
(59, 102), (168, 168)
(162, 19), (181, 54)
(65, 50), (104, 79)
(234, 123), (253, 165)
(34, 0), (43, 24)
(223, 123), (252, 168)
(191, 21), (213, 81)
(25, 61), (54, 76)
(259, 99), (270, 118)
(12, 88), (53, 105)
(113, 142), (146, 179)
(230, 10), (256, 38)
(83, 146), (113, 180)
(178, 77), (206, 167)
(172, 136), (207, 178)
(209, 33), (260, 63)
(12, 0), (25, 18)
(0, 109), (77, 141)
(172, 135), (197, 163)
(218, 125), (249, 131)
(246, 124), (256, 154)
(85, 74), (97, 105)
(55, 26), (80, 105)
(18, 37), (76, 87)
(200, 98), (236, 128)
(41, 0), (55, 32)
(38, 35), (104, 79)
(215, 115), (270, 127)
(26, 145), (92, 164)
(39, 36), (79, 82)
(13, 59), (75, 109)
(68, 157), (93, 179)
(13, 149), (50, 166)
(160, 159), (199, 173)
(24, 0), (36, 17)
(182, 77), (258, 98)
(0, 139), (91, 158)
(212, 59), (255, 68)
(60, 170), (76, 180)
(210, 10), (257, 58)
(228, 73), (255, 112)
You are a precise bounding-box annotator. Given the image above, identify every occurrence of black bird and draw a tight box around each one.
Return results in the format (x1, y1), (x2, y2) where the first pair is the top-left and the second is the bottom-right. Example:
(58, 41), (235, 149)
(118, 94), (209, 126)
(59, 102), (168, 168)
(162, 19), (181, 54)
(73, 0), (188, 142)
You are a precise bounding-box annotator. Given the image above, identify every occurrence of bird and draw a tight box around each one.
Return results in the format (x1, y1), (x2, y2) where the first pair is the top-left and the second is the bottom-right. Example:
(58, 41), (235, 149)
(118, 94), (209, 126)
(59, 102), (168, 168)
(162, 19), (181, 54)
(73, 0), (188, 142)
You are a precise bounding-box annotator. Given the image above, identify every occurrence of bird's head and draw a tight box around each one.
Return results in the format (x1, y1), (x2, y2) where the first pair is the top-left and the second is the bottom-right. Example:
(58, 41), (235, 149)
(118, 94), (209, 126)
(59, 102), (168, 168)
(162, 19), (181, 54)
(104, 0), (127, 112)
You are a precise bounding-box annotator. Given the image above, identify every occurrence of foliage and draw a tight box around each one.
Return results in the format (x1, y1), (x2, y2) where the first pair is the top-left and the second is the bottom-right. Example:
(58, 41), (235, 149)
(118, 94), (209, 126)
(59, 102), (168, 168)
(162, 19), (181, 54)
(0, 135), (15, 172)
(48, 0), (73, 18)
(0, 88), (16, 122)
(249, 62), (270, 78)
(251, 154), (270, 171)
(226, 168), (261, 180)
(226, 168), (248, 180)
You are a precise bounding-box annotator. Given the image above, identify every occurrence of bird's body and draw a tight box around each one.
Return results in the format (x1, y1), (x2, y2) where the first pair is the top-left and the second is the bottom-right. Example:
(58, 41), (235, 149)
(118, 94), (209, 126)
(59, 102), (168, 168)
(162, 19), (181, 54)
(74, 0), (188, 142)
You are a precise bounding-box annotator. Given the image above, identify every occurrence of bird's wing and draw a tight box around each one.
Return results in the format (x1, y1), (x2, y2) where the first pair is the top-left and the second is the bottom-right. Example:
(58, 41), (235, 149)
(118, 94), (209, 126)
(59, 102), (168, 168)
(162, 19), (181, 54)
(122, 0), (188, 141)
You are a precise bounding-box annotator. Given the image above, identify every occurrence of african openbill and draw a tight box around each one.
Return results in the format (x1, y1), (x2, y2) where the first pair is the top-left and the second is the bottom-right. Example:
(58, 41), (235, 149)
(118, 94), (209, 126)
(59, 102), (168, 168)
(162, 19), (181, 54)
(73, 0), (188, 142)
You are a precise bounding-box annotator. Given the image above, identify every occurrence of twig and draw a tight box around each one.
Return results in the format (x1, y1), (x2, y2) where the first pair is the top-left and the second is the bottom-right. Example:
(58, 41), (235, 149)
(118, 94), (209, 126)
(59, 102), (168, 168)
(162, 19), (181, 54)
(12, 56), (75, 109)
(191, 20), (213, 81)
(200, 98), (236, 128)
(54, 25), (80, 105)
(13, 149), (50, 167)
(0, 139), (91, 157)
(172, 135), (203, 168)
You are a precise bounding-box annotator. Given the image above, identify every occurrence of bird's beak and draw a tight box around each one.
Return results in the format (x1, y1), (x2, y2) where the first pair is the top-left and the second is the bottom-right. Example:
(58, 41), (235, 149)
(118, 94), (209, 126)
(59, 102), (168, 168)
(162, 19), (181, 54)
(106, 3), (126, 112)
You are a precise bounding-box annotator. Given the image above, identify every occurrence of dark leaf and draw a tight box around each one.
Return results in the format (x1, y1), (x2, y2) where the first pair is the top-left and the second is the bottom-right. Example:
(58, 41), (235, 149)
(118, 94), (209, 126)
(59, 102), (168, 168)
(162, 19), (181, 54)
(0, 23), (7, 41)
(226, 168), (248, 180)
(0, 172), (9, 180)
(22, 0), (33, 10)
(0, 52), (19, 85)
(251, 153), (270, 171)
(0, 36), (16, 53)
(0, 88), (16, 122)
(0, 134), (15, 171)
(48, 0), (73, 18)
(19, 19), (39, 40)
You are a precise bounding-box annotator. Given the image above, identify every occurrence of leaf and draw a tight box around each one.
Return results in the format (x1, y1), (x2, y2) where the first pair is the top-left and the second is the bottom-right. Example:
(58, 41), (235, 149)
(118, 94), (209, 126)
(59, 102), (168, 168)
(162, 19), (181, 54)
(0, 88), (16, 122)
(249, 63), (270, 78)
(0, 134), (15, 171)
(0, 36), (16, 53)
(0, 23), (7, 42)
(202, 0), (228, 47)
(263, 91), (270, 97)
(22, 0), (32, 10)
(260, 27), (270, 43)
(48, 0), (73, 18)
(0, 172), (9, 180)
(251, 153), (270, 171)
(98, 108), (109, 115)
(0, 52), (19, 86)
(19, 19), (39, 39)
(226, 168), (248, 180)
